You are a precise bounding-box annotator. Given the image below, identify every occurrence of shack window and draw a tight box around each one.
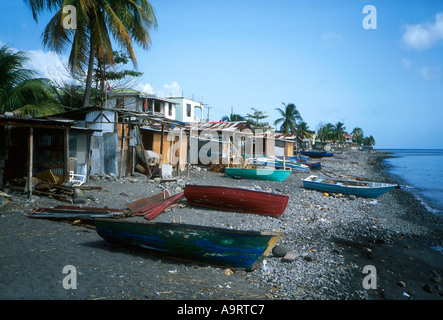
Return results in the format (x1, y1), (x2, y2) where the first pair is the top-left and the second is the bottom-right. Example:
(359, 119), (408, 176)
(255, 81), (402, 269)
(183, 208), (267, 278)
(116, 97), (124, 109)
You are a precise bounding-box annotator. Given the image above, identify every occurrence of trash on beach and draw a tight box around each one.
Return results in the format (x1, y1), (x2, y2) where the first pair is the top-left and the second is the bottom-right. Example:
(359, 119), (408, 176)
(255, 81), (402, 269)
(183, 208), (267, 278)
(126, 189), (185, 220)
(8, 176), (101, 203)
(25, 205), (128, 220)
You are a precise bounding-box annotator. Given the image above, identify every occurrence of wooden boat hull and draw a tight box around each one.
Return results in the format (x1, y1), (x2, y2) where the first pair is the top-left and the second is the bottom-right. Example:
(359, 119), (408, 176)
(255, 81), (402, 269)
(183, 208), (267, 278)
(302, 175), (397, 198)
(300, 151), (334, 158)
(225, 168), (291, 181)
(184, 185), (289, 216)
(279, 156), (309, 163)
(95, 219), (282, 271)
(306, 162), (322, 170)
(252, 158), (310, 173)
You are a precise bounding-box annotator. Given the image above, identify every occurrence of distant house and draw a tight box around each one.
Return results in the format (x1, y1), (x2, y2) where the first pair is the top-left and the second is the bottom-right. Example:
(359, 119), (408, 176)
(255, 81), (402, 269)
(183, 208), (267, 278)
(167, 97), (204, 122)
(343, 133), (353, 144)
(255, 131), (297, 158)
(186, 121), (252, 165)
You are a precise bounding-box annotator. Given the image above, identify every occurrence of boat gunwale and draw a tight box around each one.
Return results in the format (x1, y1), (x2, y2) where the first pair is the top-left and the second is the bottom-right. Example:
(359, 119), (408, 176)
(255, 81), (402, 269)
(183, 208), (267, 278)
(184, 184), (289, 199)
(303, 175), (397, 189)
(95, 218), (282, 238)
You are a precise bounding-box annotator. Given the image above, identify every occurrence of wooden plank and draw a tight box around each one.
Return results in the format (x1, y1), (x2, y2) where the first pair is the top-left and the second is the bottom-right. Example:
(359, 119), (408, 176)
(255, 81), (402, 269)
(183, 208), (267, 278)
(126, 189), (171, 213)
(64, 127), (70, 184)
(27, 127), (33, 199)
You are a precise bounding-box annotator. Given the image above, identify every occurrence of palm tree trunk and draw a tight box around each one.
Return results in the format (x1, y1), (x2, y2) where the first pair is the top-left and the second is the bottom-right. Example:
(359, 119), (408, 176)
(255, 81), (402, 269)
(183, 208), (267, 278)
(83, 38), (96, 108)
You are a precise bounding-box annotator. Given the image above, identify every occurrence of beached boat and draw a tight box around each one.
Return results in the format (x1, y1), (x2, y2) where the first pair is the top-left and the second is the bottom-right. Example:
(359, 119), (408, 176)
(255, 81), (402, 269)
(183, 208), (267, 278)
(184, 185), (289, 216)
(225, 167), (291, 181)
(251, 157), (310, 173)
(278, 155), (309, 163)
(302, 175), (397, 198)
(95, 219), (282, 271)
(300, 150), (334, 158)
(305, 161), (322, 170)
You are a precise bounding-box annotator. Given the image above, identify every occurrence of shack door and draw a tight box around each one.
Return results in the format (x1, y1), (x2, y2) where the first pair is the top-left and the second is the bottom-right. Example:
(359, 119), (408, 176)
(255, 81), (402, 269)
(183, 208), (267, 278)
(117, 117), (133, 177)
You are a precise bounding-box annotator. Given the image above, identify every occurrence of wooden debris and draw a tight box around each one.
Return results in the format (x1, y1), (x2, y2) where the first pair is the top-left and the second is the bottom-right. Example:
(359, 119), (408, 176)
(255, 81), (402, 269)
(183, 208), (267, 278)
(7, 176), (101, 203)
(126, 189), (185, 220)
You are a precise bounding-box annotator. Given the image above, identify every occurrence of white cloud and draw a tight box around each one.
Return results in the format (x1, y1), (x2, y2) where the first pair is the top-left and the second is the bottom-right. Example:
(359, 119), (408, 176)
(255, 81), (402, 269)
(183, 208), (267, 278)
(137, 82), (155, 95)
(25, 49), (70, 84)
(402, 12), (443, 51)
(157, 81), (182, 97)
(136, 81), (182, 97)
(418, 66), (441, 81)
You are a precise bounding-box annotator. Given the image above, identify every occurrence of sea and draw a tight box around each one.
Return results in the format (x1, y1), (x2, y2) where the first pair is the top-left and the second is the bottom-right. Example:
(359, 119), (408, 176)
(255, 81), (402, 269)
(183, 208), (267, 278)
(381, 149), (443, 218)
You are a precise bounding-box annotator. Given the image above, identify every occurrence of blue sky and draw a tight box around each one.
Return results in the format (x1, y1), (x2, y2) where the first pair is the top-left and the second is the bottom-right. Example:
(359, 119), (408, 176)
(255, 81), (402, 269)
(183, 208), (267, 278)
(1, 0), (443, 148)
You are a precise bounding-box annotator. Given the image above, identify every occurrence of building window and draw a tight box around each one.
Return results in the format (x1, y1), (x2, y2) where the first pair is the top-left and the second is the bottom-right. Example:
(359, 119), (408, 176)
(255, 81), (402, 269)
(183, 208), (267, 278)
(154, 101), (161, 113)
(186, 104), (191, 117)
(168, 104), (172, 116)
(116, 97), (125, 109)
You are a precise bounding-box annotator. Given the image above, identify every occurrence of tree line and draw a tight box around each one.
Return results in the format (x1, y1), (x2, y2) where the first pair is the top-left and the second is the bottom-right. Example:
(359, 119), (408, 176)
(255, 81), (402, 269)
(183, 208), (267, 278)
(221, 103), (376, 147)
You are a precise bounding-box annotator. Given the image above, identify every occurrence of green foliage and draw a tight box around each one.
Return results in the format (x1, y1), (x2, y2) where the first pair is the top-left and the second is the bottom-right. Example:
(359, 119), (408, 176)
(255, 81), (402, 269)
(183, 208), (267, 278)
(274, 102), (303, 134)
(221, 113), (246, 122)
(0, 45), (64, 117)
(246, 108), (272, 131)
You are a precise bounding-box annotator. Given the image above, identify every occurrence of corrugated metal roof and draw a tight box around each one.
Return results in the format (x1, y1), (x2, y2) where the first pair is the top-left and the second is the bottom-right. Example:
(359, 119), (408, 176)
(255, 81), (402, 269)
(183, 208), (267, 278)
(254, 131), (297, 141)
(188, 121), (251, 132)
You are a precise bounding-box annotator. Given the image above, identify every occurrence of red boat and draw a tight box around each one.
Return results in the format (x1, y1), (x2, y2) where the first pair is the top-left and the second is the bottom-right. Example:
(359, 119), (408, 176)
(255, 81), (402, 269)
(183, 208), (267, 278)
(184, 185), (289, 216)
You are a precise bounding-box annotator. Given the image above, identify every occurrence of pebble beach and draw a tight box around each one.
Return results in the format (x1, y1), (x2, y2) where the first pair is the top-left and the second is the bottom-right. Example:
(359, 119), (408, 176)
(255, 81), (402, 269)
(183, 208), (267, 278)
(1, 150), (443, 301)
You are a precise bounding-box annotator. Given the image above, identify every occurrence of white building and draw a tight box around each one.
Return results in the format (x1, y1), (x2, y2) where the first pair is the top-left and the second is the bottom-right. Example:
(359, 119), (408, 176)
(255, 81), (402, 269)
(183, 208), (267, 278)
(167, 97), (204, 123)
(108, 89), (178, 120)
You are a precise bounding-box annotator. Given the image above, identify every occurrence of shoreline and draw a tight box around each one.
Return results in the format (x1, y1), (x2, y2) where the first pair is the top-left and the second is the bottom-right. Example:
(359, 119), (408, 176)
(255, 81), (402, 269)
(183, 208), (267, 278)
(379, 151), (443, 217)
(1, 150), (443, 300)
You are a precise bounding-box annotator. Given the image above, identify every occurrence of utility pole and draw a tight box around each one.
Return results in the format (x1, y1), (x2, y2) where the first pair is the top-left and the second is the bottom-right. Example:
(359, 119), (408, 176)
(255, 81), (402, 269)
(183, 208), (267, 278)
(206, 105), (211, 122)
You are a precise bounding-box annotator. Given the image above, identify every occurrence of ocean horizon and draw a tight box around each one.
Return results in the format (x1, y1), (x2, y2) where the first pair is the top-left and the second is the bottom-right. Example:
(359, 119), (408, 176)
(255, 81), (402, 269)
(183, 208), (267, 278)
(380, 148), (443, 218)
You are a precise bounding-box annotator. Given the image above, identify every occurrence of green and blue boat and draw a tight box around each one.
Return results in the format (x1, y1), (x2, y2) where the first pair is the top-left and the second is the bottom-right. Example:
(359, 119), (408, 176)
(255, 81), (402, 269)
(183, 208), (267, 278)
(225, 167), (291, 181)
(302, 175), (397, 198)
(95, 219), (282, 271)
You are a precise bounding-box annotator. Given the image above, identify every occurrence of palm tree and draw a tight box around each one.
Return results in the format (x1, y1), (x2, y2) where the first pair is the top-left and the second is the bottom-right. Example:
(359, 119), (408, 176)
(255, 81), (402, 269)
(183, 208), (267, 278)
(351, 127), (364, 145)
(363, 135), (376, 147)
(274, 102), (303, 134)
(0, 45), (64, 116)
(317, 122), (334, 142)
(295, 121), (312, 140)
(25, 0), (158, 108)
(331, 121), (346, 144)
(221, 114), (246, 122)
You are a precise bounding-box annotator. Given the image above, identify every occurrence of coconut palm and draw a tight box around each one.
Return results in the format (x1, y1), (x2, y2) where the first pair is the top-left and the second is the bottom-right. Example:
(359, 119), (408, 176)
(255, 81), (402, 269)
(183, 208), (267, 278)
(317, 122), (334, 142)
(363, 135), (376, 147)
(295, 121), (312, 140)
(351, 127), (364, 145)
(25, 0), (158, 108)
(221, 113), (246, 122)
(274, 102), (303, 134)
(331, 121), (346, 144)
(0, 45), (63, 116)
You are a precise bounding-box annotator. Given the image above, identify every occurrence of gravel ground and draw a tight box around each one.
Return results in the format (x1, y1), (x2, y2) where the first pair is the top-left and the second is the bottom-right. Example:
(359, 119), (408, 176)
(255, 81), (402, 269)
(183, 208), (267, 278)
(1, 150), (443, 301)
